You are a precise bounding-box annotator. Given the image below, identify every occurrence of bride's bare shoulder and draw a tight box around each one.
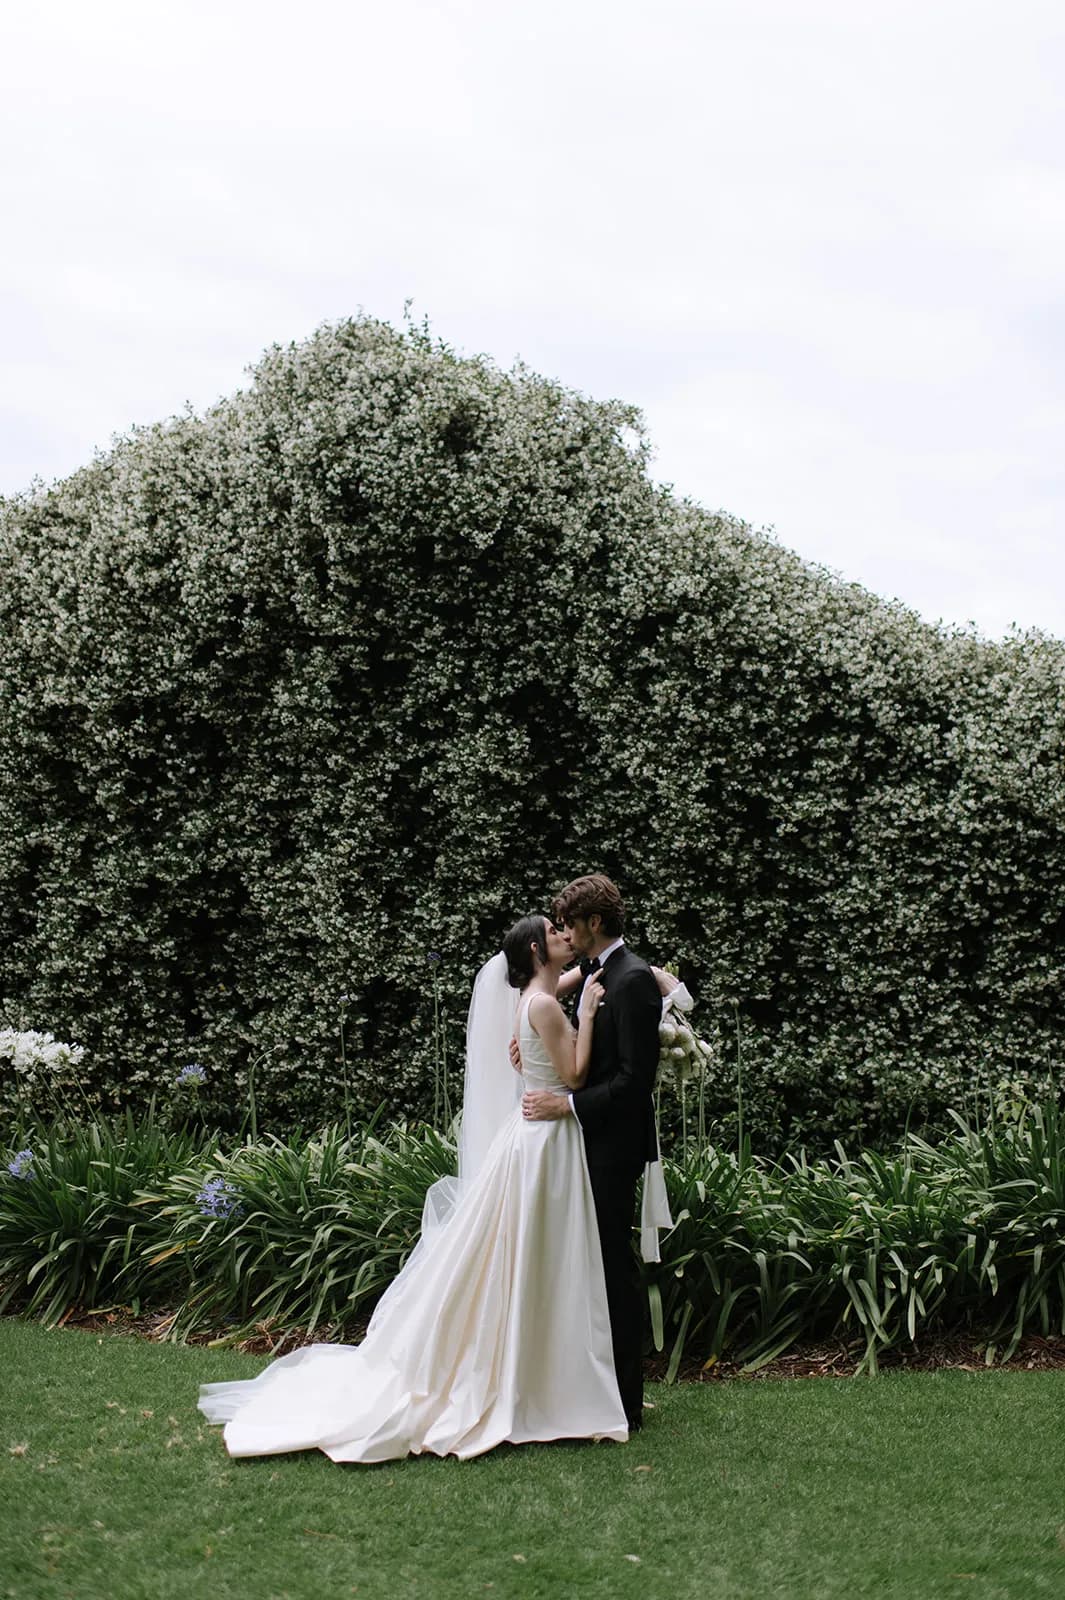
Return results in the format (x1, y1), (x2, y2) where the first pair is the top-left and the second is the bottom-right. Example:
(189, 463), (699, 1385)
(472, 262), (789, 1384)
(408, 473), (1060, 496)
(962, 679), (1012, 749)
(526, 991), (564, 1033)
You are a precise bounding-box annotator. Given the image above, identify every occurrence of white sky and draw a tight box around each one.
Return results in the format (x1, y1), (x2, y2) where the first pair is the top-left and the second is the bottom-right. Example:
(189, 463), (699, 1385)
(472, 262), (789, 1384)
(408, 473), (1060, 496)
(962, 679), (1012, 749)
(3, 0), (1063, 639)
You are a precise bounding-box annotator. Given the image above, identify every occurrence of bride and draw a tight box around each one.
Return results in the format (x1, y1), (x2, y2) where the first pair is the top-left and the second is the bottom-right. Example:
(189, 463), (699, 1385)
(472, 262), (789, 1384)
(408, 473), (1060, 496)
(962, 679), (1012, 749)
(198, 913), (631, 1461)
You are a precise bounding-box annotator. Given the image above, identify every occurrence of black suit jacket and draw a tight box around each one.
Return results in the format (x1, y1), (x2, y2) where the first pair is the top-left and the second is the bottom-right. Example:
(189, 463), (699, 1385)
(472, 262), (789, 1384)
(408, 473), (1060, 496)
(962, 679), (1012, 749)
(571, 945), (661, 1172)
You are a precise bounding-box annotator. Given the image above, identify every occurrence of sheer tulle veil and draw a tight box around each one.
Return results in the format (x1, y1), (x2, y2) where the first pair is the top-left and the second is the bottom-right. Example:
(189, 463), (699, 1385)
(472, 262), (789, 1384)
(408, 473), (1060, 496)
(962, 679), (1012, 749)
(421, 950), (520, 1233)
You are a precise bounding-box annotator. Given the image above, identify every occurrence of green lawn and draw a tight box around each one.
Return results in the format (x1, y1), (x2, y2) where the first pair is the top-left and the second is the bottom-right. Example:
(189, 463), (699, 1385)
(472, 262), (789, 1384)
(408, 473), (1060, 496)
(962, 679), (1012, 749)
(1, 1320), (1063, 1600)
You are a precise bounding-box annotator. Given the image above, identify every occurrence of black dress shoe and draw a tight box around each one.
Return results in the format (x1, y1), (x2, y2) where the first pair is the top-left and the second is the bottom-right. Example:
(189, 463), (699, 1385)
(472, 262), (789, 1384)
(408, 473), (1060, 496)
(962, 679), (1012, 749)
(626, 1414), (643, 1433)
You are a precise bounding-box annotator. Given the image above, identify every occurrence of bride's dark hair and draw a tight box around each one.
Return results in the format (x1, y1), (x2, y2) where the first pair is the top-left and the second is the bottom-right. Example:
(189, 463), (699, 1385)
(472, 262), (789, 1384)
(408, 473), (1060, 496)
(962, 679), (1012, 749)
(502, 914), (550, 990)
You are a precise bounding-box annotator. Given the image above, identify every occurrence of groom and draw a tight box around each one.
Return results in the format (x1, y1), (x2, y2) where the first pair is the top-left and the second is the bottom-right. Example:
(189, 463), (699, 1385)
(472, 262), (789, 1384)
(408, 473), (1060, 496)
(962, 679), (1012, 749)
(521, 873), (662, 1432)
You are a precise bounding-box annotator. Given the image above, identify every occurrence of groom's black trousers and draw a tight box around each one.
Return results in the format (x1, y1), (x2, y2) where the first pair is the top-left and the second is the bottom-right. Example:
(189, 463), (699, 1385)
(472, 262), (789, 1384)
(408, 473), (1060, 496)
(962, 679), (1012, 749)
(587, 1161), (644, 1426)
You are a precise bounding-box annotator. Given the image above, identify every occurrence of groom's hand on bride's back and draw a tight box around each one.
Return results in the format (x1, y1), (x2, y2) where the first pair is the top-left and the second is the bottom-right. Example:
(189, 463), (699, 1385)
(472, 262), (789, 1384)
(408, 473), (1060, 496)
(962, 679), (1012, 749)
(509, 1036), (522, 1073)
(522, 1090), (571, 1120)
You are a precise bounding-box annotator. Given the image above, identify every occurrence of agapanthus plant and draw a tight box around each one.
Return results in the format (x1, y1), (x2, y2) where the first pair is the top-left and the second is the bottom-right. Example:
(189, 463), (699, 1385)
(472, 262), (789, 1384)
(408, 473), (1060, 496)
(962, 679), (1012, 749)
(195, 1176), (243, 1220)
(0, 1029), (86, 1080)
(6, 1148), (34, 1181)
(0, 1026), (93, 1122)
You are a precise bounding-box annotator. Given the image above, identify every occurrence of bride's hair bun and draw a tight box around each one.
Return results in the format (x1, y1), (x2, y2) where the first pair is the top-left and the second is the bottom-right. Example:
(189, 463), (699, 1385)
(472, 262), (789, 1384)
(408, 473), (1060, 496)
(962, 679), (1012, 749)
(502, 914), (549, 989)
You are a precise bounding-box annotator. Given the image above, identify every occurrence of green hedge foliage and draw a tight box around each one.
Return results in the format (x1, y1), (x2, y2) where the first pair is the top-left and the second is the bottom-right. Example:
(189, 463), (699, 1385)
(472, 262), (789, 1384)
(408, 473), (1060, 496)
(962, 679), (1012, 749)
(1, 316), (1063, 1148)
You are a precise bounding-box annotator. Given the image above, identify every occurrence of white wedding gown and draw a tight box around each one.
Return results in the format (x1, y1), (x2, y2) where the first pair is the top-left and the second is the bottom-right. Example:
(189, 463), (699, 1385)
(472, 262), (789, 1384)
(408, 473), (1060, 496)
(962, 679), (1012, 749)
(198, 995), (629, 1460)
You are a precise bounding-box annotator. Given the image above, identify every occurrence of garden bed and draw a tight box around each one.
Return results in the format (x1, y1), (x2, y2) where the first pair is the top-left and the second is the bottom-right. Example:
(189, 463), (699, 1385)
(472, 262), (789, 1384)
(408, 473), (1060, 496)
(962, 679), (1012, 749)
(25, 1306), (1065, 1382)
(5, 1105), (1065, 1379)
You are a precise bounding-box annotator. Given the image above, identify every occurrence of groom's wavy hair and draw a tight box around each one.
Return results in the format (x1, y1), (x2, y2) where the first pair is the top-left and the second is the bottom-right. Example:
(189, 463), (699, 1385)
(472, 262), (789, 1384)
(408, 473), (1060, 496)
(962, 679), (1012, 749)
(502, 913), (551, 990)
(551, 874), (626, 939)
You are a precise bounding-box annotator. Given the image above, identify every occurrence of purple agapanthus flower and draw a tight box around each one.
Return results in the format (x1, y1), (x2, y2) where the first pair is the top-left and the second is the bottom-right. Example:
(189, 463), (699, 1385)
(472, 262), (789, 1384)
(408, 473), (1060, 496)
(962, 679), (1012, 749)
(427, 951), (442, 964)
(177, 1063), (206, 1086)
(7, 1149), (34, 1180)
(195, 1176), (242, 1220)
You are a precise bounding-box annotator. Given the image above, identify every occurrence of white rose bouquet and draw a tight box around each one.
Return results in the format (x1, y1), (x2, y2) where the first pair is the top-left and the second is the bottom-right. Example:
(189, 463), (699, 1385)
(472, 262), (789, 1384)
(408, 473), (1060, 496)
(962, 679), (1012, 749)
(657, 980), (713, 1086)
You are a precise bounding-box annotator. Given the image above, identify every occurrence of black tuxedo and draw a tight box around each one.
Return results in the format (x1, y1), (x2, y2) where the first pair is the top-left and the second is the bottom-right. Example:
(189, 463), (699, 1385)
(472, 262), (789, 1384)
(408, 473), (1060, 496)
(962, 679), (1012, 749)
(571, 944), (661, 1426)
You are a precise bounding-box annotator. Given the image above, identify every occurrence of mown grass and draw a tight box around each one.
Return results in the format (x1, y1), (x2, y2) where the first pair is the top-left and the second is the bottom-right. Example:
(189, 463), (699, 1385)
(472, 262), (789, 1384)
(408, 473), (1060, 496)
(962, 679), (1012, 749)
(2, 1319), (1064, 1600)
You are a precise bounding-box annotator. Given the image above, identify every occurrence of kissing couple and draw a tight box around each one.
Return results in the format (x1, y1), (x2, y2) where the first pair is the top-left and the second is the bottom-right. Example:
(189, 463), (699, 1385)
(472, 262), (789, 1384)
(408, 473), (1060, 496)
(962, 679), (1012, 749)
(199, 873), (678, 1462)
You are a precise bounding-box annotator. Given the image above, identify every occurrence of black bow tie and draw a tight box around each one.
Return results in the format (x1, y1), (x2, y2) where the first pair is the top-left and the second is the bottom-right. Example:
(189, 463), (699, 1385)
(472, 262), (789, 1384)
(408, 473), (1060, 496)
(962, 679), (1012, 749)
(580, 957), (601, 977)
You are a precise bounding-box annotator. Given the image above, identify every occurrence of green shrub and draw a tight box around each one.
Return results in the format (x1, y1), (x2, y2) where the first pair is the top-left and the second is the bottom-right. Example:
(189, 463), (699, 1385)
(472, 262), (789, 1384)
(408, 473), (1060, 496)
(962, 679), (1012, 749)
(645, 1101), (1065, 1376)
(1, 315), (1062, 1147)
(3, 1109), (1063, 1371)
(0, 1115), (211, 1321)
(134, 1121), (455, 1340)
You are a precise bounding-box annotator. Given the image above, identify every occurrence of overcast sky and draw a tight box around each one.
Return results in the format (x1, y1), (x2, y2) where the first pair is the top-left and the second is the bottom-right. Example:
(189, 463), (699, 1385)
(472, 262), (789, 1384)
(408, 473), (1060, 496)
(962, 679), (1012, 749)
(4, 0), (1063, 639)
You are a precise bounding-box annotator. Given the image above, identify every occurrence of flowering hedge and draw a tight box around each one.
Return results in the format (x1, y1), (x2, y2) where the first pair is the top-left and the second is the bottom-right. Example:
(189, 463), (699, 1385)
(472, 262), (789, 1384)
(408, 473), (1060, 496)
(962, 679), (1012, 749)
(1, 316), (1062, 1148)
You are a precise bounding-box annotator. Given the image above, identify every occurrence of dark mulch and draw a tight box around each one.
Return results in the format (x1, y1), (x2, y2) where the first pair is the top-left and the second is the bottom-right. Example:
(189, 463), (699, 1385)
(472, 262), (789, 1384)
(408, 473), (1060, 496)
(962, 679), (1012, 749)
(31, 1305), (1065, 1380)
(645, 1331), (1065, 1382)
(46, 1304), (371, 1358)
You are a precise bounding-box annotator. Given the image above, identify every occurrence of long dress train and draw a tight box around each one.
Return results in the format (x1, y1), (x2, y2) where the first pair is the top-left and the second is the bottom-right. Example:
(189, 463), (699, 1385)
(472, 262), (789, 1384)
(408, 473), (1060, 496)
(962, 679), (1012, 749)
(197, 995), (628, 1460)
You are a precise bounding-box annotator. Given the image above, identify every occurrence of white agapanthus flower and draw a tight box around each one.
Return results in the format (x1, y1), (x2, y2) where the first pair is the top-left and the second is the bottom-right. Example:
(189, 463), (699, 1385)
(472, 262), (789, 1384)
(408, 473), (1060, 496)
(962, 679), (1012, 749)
(0, 1028), (86, 1079)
